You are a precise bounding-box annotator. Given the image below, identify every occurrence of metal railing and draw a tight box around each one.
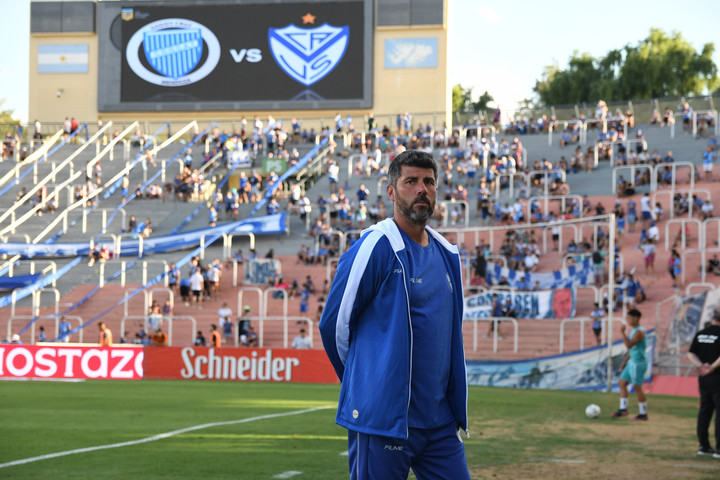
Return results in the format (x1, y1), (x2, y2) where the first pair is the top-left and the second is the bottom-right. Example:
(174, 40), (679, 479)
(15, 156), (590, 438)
(464, 317), (518, 353)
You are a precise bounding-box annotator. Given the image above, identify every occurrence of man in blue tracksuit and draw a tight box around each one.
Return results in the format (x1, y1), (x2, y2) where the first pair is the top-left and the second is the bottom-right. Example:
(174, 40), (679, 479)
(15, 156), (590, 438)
(319, 150), (470, 479)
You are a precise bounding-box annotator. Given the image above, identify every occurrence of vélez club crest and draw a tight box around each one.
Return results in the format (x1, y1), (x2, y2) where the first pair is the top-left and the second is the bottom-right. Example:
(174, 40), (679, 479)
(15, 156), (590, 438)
(268, 22), (349, 86)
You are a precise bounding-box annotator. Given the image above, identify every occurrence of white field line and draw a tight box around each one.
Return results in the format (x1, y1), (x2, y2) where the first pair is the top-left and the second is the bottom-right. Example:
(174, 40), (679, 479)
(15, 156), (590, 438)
(0, 406), (334, 470)
(272, 471), (303, 478)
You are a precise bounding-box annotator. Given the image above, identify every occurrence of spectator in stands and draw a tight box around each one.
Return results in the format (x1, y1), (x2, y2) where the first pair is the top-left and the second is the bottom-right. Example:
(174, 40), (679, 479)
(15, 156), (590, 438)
(681, 102), (693, 133)
(238, 305), (252, 339)
(142, 218), (153, 239)
(147, 301), (163, 332)
(648, 109), (660, 126)
(292, 328), (313, 349)
(327, 159), (340, 194)
(190, 268), (204, 307)
(240, 325), (258, 347)
(640, 193), (653, 228)
(210, 324), (221, 347)
(703, 146), (716, 182)
(37, 326), (47, 343)
(88, 245), (101, 267)
(624, 274), (640, 306)
(523, 250), (539, 274)
(591, 302), (605, 345)
(267, 196), (279, 215)
(249, 170), (262, 202)
(58, 316), (71, 343)
(219, 302), (233, 345)
(669, 249), (682, 290)
(502, 298), (516, 320)
(166, 263), (179, 293)
(593, 249), (606, 284)
(485, 294), (504, 339)
(151, 328), (168, 346)
(647, 221), (660, 244)
(706, 254), (720, 275)
(98, 322), (113, 347)
(702, 199), (715, 220)
(640, 238), (656, 275)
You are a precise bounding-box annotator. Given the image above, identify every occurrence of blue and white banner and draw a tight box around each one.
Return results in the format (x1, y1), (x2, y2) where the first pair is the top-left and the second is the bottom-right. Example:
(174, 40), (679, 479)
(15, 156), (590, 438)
(0, 258), (83, 309)
(0, 214), (287, 259)
(466, 331), (656, 391)
(465, 288), (575, 320)
(486, 258), (594, 290)
(244, 258), (282, 285)
(229, 149), (251, 168)
(38, 44), (89, 74)
(670, 287), (720, 345)
(384, 38), (438, 69)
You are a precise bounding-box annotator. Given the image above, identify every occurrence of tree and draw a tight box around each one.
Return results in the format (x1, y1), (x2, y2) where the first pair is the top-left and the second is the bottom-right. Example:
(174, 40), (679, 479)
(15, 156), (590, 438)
(452, 84), (495, 118)
(617, 29), (718, 98)
(470, 91), (494, 113)
(0, 100), (19, 135)
(451, 84), (474, 114)
(533, 28), (718, 105)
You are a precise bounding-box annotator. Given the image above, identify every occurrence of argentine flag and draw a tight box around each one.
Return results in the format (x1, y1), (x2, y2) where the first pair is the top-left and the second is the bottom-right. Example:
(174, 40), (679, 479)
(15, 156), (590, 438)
(38, 44), (89, 74)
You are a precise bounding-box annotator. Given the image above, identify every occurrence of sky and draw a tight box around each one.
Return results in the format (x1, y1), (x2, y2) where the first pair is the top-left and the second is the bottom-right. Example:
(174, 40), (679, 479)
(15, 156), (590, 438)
(1, 0), (719, 123)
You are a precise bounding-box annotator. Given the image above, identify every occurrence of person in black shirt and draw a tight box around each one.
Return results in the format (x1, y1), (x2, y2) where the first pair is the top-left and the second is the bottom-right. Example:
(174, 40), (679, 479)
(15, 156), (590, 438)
(688, 308), (720, 457)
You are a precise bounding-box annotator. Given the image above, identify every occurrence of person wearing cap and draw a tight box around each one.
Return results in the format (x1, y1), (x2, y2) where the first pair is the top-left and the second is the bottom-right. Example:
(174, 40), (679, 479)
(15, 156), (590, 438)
(10, 334), (21, 344)
(238, 305), (252, 338)
(688, 308), (720, 457)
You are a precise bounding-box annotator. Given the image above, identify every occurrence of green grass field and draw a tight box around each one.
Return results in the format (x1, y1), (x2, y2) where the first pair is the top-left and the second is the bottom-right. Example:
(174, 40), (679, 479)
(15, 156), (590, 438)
(1, 380), (718, 479)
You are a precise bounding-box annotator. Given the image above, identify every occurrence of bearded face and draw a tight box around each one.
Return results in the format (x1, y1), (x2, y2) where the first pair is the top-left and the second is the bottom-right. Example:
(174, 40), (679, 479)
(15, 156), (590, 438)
(395, 192), (436, 225)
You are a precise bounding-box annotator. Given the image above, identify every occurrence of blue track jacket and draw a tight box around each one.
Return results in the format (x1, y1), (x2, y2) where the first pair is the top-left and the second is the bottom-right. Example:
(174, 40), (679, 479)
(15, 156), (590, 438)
(319, 218), (468, 439)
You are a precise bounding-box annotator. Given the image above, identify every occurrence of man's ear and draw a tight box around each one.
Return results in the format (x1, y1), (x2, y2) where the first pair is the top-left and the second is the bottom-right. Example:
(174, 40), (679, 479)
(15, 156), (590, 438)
(386, 184), (395, 203)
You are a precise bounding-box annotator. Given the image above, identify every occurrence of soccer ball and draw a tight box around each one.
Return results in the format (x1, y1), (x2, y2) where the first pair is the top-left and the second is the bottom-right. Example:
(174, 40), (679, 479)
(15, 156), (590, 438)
(585, 404), (601, 418)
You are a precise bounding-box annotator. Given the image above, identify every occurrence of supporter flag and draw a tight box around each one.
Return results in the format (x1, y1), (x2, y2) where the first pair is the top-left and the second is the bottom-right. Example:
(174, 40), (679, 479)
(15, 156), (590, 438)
(38, 44), (89, 74)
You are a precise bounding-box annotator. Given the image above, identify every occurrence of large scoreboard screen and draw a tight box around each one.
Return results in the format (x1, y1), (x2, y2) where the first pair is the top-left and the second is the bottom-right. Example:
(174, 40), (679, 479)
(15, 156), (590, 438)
(98, 0), (373, 111)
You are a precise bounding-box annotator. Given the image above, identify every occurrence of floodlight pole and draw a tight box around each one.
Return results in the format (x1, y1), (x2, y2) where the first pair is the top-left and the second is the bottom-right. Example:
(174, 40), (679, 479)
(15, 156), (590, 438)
(605, 213), (616, 393)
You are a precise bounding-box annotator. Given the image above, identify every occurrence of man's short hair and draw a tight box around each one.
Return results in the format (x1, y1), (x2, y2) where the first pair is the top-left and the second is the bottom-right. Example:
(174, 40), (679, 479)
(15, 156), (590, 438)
(387, 150), (438, 187)
(712, 308), (720, 321)
(628, 308), (642, 319)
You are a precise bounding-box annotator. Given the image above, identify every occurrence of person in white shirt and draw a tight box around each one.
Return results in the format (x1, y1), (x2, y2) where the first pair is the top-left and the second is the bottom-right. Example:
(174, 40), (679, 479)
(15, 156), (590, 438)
(218, 302), (233, 344)
(524, 252), (539, 273)
(291, 328), (313, 349)
(647, 221), (660, 243)
(640, 193), (652, 228)
(189, 268), (204, 307)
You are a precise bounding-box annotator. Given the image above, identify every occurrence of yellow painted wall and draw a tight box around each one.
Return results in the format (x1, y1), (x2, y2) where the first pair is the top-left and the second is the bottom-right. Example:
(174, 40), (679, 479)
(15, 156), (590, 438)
(28, 34), (99, 125)
(372, 25), (450, 131)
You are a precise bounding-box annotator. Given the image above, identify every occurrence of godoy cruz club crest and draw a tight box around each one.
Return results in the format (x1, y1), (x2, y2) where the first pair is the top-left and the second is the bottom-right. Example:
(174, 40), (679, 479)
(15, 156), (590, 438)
(143, 28), (202, 79)
(126, 18), (220, 86)
(268, 23), (349, 86)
